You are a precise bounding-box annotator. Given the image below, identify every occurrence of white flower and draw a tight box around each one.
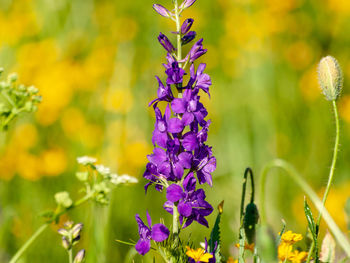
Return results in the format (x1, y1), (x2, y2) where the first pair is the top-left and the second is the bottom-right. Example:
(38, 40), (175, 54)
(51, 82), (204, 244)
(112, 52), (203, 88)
(77, 156), (97, 165)
(110, 174), (138, 185)
(95, 164), (111, 176)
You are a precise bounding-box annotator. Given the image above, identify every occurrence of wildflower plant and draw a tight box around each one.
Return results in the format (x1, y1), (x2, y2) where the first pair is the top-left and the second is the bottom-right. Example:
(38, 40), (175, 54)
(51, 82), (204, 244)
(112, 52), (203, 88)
(130, 0), (218, 261)
(9, 157), (137, 263)
(0, 68), (41, 131)
(58, 221), (86, 263)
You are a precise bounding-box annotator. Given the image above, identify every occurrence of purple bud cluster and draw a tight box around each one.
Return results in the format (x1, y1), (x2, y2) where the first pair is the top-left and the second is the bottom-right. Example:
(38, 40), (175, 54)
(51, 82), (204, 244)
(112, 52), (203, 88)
(135, 0), (216, 256)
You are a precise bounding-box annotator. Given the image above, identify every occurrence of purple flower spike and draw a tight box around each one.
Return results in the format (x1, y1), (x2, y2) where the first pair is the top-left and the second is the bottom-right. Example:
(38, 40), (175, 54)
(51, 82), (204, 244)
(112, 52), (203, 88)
(158, 33), (175, 53)
(135, 212), (169, 256)
(153, 4), (171, 18)
(182, 31), (196, 45)
(180, 0), (197, 9)
(181, 18), (194, 34)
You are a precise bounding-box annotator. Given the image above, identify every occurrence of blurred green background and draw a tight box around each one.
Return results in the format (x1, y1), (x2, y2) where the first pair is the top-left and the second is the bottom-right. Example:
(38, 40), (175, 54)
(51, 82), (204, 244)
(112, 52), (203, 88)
(1, 0), (350, 261)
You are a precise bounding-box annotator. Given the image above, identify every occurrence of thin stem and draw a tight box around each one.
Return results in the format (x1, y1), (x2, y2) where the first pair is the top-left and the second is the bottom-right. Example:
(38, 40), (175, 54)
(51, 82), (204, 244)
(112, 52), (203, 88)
(259, 159), (350, 257)
(68, 249), (73, 263)
(172, 203), (179, 235)
(9, 194), (92, 263)
(307, 101), (340, 262)
(9, 223), (49, 263)
(174, 0), (183, 98)
(317, 101), (339, 225)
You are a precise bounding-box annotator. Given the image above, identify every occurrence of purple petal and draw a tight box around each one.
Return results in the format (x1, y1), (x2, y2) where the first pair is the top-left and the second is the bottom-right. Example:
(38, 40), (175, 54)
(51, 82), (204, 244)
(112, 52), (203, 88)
(147, 148), (167, 166)
(178, 152), (192, 169)
(151, 224), (170, 242)
(166, 184), (183, 202)
(182, 112), (194, 126)
(146, 211), (152, 227)
(167, 118), (184, 133)
(163, 201), (174, 214)
(172, 162), (184, 179)
(152, 129), (168, 148)
(178, 201), (192, 217)
(135, 239), (150, 255)
(153, 4), (171, 18)
(158, 33), (175, 53)
(182, 132), (198, 151)
(183, 172), (196, 192)
(171, 98), (186, 114)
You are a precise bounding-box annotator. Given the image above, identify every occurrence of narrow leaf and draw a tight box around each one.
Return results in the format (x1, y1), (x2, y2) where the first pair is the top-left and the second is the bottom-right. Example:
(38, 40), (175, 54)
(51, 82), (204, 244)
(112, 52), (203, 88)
(304, 197), (317, 242)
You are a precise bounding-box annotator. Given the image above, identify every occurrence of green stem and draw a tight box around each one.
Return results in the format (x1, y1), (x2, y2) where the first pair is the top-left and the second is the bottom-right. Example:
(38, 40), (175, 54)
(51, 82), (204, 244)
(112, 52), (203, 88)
(306, 101), (340, 263)
(9, 194), (92, 263)
(68, 249), (73, 263)
(9, 223), (49, 263)
(174, 0), (182, 63)
(259, 159), (350, 257)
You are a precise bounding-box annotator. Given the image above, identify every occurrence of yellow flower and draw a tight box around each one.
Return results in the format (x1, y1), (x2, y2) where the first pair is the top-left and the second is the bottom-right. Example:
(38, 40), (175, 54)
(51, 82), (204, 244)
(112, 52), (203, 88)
(289, 250), (308, 263)
(280, 230), (303, 245)
(278, 242), (293, 262)
(186, 246), (213, 262)
(278, 231), (308, 263)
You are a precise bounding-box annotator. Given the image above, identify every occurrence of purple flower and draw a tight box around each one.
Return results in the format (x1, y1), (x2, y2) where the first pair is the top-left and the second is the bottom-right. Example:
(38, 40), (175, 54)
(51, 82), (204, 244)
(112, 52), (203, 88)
(181, 18), (194, 34)
(164, 173), (213, 228)
(188, 39), (207, 63)
(135, 212), (169, 255)
(152, 105), (184, 148)
(158, 33), (175, 53)
(182, 31), (196, 45)
(149, 76), (174, 106)
(165, 60), (186, 85)
(180, 0), (197, 9)
(153, 4), (171, 18)
(171, 88), (208, 127)
(193, 146), (216, 186)
(190, 63), (212, 95)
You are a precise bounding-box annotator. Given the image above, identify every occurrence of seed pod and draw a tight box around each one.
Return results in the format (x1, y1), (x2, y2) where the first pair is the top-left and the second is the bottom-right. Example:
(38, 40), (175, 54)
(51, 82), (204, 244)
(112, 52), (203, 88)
(243, 203), (259, 244)
(72, 223), (84, 239)
(317, 56), (343, 101)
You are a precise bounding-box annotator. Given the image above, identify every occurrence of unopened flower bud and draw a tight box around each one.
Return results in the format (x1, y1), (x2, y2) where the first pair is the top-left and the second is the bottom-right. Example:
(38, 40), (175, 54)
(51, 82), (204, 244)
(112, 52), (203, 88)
(153, 4), (171, 18)
(73, 249), (86, 263)
(58, 228), (69, 236)
(62, 236), (70, 250)
(72, 223), (83, 239)
(181, 18), (194, 34)
(180, 0), (196, 9)
(158, 33), (175, 53)
(64, 221), (74, 229)
(8, 73), (17, 83)
(318, 56), (343, 101)
(182, 31), (196, 45)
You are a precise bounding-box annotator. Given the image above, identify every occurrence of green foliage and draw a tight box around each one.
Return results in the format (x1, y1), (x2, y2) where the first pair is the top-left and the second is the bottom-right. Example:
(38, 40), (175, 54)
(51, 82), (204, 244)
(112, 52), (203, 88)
(0, 68), (41, 131)
(209, 201), (224, 262)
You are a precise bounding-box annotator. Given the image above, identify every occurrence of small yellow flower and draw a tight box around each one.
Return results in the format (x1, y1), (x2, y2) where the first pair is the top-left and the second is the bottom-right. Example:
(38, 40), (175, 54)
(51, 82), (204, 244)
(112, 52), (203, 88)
(278, 242), (293, 262)
(280, 230), (303, 245)
(186, 246), (213, 262)
(289, 250), (308, 263)
(235, 242), (255, 252)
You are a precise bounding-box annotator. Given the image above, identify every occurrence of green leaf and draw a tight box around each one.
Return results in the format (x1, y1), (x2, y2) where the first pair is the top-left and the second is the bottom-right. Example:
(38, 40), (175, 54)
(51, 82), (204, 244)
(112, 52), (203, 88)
(276, 219), (286, 245)
(209, 201), (224, 262)
(304, 198), (317, 242)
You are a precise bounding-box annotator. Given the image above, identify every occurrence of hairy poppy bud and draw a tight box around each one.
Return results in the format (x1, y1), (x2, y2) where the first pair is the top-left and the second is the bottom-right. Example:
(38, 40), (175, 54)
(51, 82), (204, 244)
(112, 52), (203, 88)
(318, 56), (343, 101)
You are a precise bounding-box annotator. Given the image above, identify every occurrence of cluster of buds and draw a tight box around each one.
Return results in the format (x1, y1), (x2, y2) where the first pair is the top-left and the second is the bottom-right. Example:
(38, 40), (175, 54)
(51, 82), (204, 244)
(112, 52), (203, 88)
(58, 221), (86, 263)
(76, 156), (138, 205)
(134, 0), (216, 258)
(0, 68), (41, 130)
